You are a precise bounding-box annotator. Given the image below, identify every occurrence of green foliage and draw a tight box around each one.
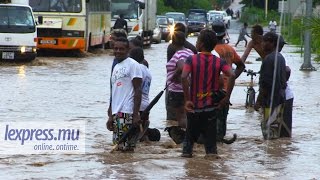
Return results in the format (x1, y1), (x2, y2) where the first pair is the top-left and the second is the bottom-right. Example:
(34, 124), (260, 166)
(157, 0), (224, 15)
(240, 7), (280, 26)
(282, 16), (320, 62)
(239, 0), (279, 10)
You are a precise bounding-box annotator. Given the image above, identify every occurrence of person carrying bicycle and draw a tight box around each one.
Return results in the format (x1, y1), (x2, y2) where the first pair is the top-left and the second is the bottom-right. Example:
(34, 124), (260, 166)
(212, 21), (245, 142)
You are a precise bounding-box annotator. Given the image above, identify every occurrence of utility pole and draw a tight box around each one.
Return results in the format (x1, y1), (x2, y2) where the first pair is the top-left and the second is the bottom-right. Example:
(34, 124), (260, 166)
(300, 0), (316, 71)
(265, 0), (268, 19)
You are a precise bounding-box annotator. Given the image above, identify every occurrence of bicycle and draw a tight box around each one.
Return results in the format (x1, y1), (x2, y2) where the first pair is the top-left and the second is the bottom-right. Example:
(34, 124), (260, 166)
(244, 69), (259, 108)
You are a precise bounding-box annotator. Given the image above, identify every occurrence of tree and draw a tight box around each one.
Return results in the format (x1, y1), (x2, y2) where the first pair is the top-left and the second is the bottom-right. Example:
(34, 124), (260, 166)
(240, 0), (279, 10)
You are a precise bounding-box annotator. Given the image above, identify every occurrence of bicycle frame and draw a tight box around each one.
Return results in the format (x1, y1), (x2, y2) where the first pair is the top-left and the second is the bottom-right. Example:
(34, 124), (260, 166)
(244, 69), (259, 108)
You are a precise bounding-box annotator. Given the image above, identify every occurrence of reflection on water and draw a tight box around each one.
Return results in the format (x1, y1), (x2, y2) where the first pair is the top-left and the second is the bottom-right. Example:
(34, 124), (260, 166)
(0, 34), (319, 179)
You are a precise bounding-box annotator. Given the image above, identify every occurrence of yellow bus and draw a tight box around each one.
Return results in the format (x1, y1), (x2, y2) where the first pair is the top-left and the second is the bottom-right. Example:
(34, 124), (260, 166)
(29, 0), (111, 52)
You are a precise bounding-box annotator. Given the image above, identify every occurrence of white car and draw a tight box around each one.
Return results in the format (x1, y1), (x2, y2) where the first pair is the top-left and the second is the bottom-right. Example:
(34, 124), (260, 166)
(208, 10), (231, 29)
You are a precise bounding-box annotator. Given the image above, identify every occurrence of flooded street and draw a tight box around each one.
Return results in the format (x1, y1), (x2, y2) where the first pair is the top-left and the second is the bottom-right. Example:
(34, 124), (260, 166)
(1, 22), (320, 179)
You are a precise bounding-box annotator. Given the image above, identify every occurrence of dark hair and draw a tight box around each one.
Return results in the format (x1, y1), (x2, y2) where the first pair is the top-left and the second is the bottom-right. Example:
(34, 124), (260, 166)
(112, 31), (127, 38)
(114, 37), (129, 48)
(172, 31), (186, 47)
(120, 14), (124, 18)
(129, 47), (144, 63)
(198, 29), (217, 51)
(244, 22), (248, 27)
(263, 32), (278, 47)
(252, 24), (263, 35)
(130, 36), (143, 48)
(174, 23), (186, 33)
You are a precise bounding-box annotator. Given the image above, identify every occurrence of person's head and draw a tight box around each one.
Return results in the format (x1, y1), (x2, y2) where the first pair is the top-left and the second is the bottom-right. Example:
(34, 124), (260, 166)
(172, 31), (186, 47)
(174, 22), (186, 34)
(119, 14), (124, 19)
(196, 29), (217, 52)
(110, 30), (127, 48)
(129, 36), (143, 49)
(212, 21), (226, 41)
(113, 37), (129, 61)
(129, 47), (144, 63)
(244, 22), (248, 28)
(251, 24), (264, 40)
(262, 32), (278, 53)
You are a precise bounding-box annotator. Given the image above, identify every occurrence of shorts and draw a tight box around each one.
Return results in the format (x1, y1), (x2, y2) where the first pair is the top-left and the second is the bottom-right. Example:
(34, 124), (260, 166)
(261, 104), (284, 140)
(112, 112), (138, 151)
(167, 91), (184, 108)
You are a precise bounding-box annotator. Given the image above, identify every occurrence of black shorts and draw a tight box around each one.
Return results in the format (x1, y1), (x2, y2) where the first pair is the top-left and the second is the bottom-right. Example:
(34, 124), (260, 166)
(167, 91), (184, 108)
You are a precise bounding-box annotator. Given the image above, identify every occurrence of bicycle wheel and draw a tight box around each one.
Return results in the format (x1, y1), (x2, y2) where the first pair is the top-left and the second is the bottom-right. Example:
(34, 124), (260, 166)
(248, 88), (256, 107)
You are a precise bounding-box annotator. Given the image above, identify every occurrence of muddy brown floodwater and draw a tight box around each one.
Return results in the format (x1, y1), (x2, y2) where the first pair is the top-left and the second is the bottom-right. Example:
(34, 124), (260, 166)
(0, 32), (319, 179)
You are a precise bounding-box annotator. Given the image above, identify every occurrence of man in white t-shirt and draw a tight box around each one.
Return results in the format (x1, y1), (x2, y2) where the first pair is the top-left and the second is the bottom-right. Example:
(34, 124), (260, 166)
(269, 19), (277, 33)
(107, 37), (143, 151)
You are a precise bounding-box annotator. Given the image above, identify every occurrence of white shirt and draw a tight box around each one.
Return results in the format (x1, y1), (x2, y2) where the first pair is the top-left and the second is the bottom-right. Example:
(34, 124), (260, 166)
(111, 57), (143, 114)
(285, 82), (294, 100)
(212, 50), (220, 57)
(269, 21), (277, 30)
(140, 64), (152, 111)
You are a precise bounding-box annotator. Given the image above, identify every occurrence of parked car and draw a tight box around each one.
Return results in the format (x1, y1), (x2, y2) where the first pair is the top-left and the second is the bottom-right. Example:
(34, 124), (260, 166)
(208, 10), (231, 29)
(152, 25), (162, 44)
(156, 15), (173, 42)
(165, 12), (186, 26)
(186, 9), (208, 34)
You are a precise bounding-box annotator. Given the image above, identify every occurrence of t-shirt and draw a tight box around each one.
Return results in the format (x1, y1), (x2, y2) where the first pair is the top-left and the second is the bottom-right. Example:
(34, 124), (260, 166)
(183, 53), (231, 110)
(166, 48), (194, 92)
(167, 41), (197, 62)
(215, 43), (241, 90)
(140, 64), (152, 111)
(259, 51), (286, 107)
(111, 57), (143, 114)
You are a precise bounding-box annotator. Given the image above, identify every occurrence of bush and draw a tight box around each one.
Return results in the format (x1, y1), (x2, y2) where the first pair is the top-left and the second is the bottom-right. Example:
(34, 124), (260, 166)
(240, 7), (280, 26)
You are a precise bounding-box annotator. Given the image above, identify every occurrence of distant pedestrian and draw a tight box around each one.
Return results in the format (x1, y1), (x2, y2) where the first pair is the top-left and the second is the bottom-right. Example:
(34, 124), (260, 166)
(129, 36), (149, 68)
(235, 22), (250, 47)
(181, 29), (236, 158)
(113, 14), (128, 34)
(269, 19), (277, 33)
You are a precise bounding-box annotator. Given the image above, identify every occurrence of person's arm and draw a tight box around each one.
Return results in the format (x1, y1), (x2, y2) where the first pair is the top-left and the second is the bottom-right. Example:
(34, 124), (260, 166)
(240, 41), (253, 62)
(218, 63), (236, 109)
(232, 51), (245, 79)
(181, 57), (194, 112)
(172, 59), (184, 83)
(124, 20), (128, 33)
(132, 77), (142, 125)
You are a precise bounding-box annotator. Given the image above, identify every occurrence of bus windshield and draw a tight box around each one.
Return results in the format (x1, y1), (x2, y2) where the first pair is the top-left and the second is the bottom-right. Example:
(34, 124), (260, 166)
(0, 6), (36, 33)
(111, 0), (139, 19)
(29, 0), (82, 13)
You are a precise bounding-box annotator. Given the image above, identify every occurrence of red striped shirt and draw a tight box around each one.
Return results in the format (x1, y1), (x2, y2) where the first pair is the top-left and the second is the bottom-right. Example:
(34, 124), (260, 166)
(183, 53), (231, 109)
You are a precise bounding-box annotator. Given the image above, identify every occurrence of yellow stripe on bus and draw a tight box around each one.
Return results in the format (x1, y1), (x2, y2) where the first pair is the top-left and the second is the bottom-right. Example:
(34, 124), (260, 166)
(67, 18), (77, 26)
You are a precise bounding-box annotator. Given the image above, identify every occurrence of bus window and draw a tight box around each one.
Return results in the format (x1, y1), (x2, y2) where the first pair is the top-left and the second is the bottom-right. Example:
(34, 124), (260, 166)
(30, 0), (81, 13)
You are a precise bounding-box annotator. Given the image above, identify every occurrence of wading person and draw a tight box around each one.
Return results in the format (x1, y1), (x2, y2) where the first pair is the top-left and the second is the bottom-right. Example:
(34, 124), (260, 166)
(181, 29), (236, 157)
(255, 32), (287, 140)
(107, 37), (143, 151)
(166, 23), (196, 121)
(166, 31), (194, 131)
(235, 22), (250, 47)
(241, 24), (266, 62)
(212, 21), (245, 142)
(277, 35), (293, 138)
(129, 47), (160, 142)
